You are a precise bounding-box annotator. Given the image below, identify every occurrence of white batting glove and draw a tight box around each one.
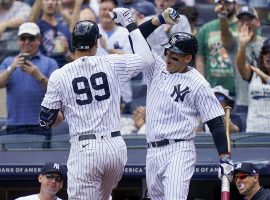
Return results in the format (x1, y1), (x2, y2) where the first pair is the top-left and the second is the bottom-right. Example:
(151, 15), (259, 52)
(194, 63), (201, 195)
(218, 157), (234, 182)
(159, 8), (181, 25)
(109, 8), (135, 27)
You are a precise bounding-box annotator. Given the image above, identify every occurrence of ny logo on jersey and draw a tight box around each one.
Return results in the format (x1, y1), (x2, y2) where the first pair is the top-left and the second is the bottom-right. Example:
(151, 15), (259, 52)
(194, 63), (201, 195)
(170, 84), (190, 102)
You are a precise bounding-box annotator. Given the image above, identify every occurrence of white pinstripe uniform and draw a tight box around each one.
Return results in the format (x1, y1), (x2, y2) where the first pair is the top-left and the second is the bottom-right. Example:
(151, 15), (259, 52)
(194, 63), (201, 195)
(143, 52), (224, 200)
(41, 54), (145, 200)
(96, 25), (133, 107)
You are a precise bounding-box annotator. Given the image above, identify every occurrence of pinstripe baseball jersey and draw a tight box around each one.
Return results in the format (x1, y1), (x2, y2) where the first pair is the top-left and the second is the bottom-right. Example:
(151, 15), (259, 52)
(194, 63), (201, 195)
(41, 54), (143, 138)
(96, 25), (133, 105)
(143, 52), (225, 142)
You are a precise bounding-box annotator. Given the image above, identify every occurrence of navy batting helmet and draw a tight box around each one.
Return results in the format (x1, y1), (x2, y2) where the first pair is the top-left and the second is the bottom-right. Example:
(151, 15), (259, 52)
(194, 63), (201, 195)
(72, 20), (102, 50)
(162, 32), (198, 56)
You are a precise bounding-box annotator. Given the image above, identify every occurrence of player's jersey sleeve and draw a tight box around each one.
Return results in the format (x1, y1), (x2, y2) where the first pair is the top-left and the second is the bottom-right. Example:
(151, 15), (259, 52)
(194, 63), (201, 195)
(41, 69), (63, 109)
(195, 82), (224, 123)
(143, 51), (166, 84)
(106, 54), (144, 84)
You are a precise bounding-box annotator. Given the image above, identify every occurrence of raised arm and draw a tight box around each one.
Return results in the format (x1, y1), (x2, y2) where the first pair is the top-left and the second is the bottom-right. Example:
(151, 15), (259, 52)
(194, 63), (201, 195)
(236, 24), (253, 80)
(28, 0), (42, 22)
(215, 4), (234, 50)
(110, 8), (154, 67)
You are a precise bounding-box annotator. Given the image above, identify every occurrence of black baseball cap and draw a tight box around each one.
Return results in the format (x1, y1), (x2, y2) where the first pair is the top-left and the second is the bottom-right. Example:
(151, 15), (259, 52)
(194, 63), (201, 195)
(234, 162), (258, 175)
(262, 38), (270, 52)
(237, 5), (258, 19)
(41, 162), (65, 176)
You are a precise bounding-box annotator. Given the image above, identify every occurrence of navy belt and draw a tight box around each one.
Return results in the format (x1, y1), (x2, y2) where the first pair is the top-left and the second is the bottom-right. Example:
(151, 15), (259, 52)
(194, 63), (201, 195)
(79, 131), (121, 141)
(147, 139), (186, 148)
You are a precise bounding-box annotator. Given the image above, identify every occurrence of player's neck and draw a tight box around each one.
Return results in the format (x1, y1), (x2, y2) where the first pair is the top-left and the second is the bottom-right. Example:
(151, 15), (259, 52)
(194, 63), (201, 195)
(75, 49), (95, 59)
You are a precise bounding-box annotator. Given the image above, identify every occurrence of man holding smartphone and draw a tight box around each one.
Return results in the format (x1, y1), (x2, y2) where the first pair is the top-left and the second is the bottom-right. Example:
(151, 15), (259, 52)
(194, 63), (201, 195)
(0, 22), (58, 148)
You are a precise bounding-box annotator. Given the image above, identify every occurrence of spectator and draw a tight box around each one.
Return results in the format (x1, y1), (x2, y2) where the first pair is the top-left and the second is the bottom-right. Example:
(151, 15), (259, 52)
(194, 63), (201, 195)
(234, 162), (270, 199)
(0, 0), (31, 62)
(237, 37), (270, 133)
(213, 0), (250, 132)
(120, 106), (146, 134)
(236, 6), (266, 133)
(29, 0), (72, 68)
(177, 6), (199, 36)
(65, 0), (97, 32)
(196, 0), (238, 97)
(133, 106), (146, 134)
(0, 22), (58, 147)
(15, 162), (65, 200)
(237, 0), (270, 23)
(212, 85), (241, 133)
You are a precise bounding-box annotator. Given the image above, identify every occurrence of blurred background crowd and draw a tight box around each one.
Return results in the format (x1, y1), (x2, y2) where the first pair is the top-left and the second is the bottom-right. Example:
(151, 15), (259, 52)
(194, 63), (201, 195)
(0, 0), (270, 149)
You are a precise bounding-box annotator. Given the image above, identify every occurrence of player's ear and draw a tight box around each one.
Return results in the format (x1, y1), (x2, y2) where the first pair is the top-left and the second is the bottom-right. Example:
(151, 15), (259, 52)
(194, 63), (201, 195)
(185, 55), (193, 63)
(38, 174), (43, 183)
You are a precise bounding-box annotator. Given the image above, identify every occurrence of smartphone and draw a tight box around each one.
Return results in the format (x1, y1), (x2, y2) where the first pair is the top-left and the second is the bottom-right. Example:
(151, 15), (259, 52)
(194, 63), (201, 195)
(20, 53), (30, 63)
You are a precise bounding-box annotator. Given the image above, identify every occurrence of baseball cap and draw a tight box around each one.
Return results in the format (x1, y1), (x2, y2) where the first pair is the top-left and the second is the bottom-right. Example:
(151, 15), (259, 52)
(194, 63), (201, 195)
(234, 162), (258, 175)
(18, 22), (40, 36)
(215, 0), (237, 3)
(237, 5), (258, 19)
(132, 1), (157, 17)
(262, 38), (270, 52)
(212, 85), (232, 100)
(41, 162), (65, 176)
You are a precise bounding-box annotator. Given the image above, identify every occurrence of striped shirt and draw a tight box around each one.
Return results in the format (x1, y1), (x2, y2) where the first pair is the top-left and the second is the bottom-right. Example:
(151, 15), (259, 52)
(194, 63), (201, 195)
(143, 52), (224, 142)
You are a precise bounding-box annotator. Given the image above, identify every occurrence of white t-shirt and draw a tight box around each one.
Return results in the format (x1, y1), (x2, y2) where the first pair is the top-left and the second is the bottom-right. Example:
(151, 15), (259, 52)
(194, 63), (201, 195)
(15, 194), (62, 200)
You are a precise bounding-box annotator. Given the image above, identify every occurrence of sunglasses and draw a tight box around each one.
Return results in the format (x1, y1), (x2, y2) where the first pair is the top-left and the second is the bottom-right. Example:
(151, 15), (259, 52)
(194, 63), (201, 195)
(19, 35), (36, 42)
(45, 173), (63, 182)
(234, 173), (251, 182)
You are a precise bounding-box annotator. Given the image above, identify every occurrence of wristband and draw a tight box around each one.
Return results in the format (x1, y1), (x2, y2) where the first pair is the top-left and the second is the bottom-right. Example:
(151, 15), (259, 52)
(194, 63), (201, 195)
(6, 66), (13, 73)
(158, 14), (166, 24)
(126, 22), (137, 32)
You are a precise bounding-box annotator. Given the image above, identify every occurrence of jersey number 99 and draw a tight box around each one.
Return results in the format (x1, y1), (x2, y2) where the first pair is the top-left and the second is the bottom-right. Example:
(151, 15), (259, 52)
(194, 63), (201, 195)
(72, 72), (111, 105)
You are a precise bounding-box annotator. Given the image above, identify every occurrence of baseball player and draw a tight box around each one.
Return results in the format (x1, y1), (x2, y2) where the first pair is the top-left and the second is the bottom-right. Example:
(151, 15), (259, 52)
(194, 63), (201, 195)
(38, 13), (154, 200)
(112, 9), (235, 199)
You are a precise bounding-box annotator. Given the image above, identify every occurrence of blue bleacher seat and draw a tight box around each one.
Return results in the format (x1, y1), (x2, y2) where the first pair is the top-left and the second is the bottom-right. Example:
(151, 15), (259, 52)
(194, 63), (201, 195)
(52, 121), (69, 135)
(0, 134), (46, 150)
(50, 134), (70, 149)
(231, 133), (270, 147)
(50, 121), (70, 149)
